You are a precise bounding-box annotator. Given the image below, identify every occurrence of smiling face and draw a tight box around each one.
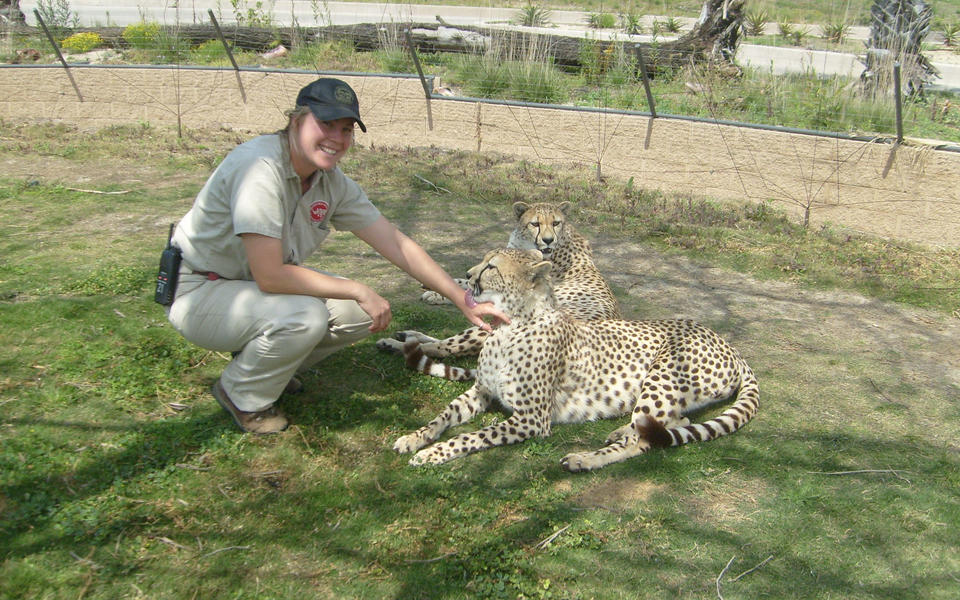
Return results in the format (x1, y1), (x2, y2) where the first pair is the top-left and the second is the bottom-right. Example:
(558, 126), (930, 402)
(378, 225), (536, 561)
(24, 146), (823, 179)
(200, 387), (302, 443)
(289, 112), (356, 178)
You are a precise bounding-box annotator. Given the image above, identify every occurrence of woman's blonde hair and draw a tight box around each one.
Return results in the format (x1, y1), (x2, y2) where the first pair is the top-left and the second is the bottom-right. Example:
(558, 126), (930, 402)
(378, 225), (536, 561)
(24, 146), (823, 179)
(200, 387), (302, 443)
(278, 106), (312, 134)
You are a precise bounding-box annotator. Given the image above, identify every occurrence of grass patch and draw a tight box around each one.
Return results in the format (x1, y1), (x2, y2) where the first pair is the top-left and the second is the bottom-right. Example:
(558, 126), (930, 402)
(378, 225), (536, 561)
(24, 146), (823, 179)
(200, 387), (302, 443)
(1, 121), (958, 599)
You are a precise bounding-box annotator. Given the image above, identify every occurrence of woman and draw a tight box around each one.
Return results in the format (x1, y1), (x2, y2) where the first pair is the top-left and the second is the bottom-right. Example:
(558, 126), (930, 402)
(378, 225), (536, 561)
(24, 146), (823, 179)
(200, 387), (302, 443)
(167, 78), (506, 434)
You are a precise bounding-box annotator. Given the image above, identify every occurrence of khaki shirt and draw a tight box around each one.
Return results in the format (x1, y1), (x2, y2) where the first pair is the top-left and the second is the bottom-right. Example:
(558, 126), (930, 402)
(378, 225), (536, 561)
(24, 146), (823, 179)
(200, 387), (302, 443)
(172, 133), (381, 280)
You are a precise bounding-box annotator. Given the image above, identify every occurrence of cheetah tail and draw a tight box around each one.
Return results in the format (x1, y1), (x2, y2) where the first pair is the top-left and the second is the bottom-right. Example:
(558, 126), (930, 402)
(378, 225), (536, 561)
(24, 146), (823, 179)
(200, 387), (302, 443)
(640, 363), (760, 448)
(402, 340), (477, 382)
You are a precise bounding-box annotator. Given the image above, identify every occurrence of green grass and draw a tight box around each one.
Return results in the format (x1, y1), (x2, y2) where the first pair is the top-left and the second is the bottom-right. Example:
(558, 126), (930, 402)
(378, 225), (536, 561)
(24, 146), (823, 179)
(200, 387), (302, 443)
(1, 121), (959, 599)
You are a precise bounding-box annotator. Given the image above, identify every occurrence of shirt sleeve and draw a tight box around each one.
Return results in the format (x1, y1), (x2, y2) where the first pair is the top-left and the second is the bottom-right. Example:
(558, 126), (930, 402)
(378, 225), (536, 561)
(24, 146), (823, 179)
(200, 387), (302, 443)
(327, 170), (382, 232)
(230, 157), (286, 239)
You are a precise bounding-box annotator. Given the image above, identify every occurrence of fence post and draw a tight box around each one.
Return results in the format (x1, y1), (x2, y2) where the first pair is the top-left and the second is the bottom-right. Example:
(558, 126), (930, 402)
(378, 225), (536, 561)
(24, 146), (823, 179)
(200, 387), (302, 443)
(208, 9), (246, 103)
(404, 28), (433, 131)
(634, 44), (656, 118)
(892, 62), (903, 144)
(33, 9), (83, 102)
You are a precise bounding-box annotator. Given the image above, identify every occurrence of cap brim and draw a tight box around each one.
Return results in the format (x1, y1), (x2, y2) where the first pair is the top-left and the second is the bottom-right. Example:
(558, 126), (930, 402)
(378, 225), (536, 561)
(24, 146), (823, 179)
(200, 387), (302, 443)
(307, 104), (367, 133)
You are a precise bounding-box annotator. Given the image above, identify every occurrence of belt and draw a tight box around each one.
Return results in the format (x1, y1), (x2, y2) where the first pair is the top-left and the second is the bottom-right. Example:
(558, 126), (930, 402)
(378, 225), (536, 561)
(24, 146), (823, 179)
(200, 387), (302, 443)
(192, 270), (225, 281)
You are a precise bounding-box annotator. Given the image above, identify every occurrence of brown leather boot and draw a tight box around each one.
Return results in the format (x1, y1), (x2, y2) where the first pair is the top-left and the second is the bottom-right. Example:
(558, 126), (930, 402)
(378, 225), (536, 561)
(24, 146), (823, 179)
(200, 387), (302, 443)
(211, 380), (288, 434)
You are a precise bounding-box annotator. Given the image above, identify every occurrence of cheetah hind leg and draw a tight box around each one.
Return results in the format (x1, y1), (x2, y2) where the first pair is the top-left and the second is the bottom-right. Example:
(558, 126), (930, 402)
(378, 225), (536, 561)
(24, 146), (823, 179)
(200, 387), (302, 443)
(561, 434), (652, 473)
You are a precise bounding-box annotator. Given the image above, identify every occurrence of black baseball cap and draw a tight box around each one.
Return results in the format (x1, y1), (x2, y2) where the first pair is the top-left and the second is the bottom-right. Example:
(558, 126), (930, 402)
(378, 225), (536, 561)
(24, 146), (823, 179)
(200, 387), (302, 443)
(296, 78), (367, 133)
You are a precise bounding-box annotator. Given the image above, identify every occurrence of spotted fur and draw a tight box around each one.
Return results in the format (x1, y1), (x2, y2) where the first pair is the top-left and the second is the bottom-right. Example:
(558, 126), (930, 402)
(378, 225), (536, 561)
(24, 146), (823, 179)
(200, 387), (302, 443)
(394, 249), (760, 472)
(377, 202), (620, 373)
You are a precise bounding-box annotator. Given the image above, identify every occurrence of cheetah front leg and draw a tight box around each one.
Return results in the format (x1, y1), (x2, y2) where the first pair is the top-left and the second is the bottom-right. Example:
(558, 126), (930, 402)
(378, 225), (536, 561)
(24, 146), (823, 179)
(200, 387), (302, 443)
(377, 327), (489, 358)
(393, 386), (491, 455)
(560, 434), (652, 473)
(410, 410), (548, 465)
(375, 331), (440, 354)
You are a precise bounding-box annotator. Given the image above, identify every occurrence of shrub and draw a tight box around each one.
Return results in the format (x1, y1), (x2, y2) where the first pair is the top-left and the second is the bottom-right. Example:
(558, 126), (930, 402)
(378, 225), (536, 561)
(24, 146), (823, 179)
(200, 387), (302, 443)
(60, 32), (104, 53)
(744, 8), (768, 36)
(619, 12), (642, 35)
(791, 24), (812, 46)
(777, 20), (795, 38)
(516, 2), (551, 27)
(822, 21), (851, 44)
(941, 21), (960, 46)
(587, 13), (617, 29)
(122, 22), (161, 49)
(190, 39), (228, 64)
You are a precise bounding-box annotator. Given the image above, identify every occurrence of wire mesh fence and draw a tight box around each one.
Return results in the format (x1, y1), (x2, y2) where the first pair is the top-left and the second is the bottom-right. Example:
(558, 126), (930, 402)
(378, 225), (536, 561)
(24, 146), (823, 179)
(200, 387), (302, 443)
(3, 0), (960, 145)
(2, 1), (960, 248)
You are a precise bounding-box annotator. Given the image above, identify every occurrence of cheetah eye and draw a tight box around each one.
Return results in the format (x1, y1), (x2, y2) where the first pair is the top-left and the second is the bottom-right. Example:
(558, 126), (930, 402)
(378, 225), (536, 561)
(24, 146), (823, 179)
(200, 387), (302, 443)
(529, 221), (539, 228)
(553, 220), (561, 227)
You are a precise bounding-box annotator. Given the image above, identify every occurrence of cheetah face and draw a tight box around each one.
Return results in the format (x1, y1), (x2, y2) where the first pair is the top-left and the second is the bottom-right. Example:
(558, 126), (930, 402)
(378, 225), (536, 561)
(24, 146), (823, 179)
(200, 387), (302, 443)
(508, 201), (571, 256)
(466, 249), (551, 311)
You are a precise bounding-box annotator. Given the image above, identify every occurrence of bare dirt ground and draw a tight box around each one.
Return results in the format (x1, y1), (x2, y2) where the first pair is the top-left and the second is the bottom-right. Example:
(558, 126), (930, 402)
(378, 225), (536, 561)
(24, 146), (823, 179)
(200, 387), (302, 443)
(5, 145), (959, 459)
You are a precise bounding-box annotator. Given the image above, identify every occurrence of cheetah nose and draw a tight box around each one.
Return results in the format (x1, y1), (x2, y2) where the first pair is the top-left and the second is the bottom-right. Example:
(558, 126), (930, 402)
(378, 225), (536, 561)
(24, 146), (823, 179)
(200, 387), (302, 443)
(541, 236), (554, 245)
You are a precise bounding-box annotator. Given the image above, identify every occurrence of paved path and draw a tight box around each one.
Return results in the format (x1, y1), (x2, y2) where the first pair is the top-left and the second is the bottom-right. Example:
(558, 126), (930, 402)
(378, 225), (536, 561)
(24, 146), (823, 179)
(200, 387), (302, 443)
(17, 0), (960, 91)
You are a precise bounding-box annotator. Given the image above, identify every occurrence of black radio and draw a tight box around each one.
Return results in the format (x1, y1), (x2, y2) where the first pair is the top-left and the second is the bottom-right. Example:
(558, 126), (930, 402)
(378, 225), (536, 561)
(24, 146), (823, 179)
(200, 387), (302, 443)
(154, 223), (182, 306)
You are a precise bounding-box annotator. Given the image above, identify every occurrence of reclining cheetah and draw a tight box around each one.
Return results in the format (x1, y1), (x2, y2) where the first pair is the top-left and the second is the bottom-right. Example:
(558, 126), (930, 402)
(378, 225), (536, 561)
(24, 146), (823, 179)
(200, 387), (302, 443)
(377, 201), (620, 372)
(394, 248), (759, 472)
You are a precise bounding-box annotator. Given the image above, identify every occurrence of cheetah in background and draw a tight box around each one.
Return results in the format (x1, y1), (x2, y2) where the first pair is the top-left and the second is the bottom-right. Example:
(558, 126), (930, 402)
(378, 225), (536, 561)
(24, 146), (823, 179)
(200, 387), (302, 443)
(377, 201), (620, 377)
(395, 248), (760, 472)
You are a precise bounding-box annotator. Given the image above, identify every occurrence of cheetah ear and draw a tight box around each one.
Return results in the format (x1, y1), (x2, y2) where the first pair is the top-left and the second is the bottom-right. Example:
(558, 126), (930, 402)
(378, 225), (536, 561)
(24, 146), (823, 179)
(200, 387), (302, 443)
(530, 261), (552, 281)
(557, 201), (571, 216)
(513, 202), (530, 221)
(523, 249), (544, 261)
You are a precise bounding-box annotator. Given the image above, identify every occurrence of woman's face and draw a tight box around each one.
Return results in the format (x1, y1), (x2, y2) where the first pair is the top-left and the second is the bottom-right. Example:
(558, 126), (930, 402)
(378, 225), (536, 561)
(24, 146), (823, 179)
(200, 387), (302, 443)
(290, 113), (356, 176)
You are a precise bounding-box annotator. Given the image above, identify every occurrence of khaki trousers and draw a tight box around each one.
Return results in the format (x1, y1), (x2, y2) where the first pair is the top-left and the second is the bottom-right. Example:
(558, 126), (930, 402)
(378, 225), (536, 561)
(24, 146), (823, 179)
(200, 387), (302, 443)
(168, 271), (372, 412)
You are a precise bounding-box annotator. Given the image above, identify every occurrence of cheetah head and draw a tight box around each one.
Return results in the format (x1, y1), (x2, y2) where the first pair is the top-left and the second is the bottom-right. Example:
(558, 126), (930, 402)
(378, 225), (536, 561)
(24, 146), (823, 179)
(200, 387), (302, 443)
(467, 248), (555, 319)
(507, 201), (571, 256)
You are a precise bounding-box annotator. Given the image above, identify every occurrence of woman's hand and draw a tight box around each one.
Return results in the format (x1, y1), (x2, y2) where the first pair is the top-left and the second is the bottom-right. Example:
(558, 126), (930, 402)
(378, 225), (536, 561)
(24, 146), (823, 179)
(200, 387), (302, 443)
(354, 283), (392, 332)
(242, 233), (391, 331)
(353, 217), (511, 332)
(460, 299), (510, 332)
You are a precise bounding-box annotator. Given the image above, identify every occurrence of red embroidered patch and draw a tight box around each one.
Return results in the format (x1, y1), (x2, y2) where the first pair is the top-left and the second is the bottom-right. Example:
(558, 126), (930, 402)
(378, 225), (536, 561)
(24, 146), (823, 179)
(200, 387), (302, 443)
(310, 200), (329, 223)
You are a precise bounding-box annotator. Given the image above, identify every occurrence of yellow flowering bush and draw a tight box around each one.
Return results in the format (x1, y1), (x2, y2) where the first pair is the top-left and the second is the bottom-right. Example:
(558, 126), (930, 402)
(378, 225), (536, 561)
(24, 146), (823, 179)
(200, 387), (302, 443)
(122, 22), (161, 49)
(60, 32), (104, 54)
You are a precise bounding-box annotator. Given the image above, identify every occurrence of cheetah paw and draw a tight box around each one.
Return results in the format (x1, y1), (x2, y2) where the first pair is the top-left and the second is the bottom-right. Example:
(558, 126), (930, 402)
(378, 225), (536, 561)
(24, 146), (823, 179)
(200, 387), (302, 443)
(410, 446), (449, 465)
(420, 290), (451, 305)
(393, 433), (429, 454)
(560, 452), (602, 473)
(375, 337), (404, 353)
